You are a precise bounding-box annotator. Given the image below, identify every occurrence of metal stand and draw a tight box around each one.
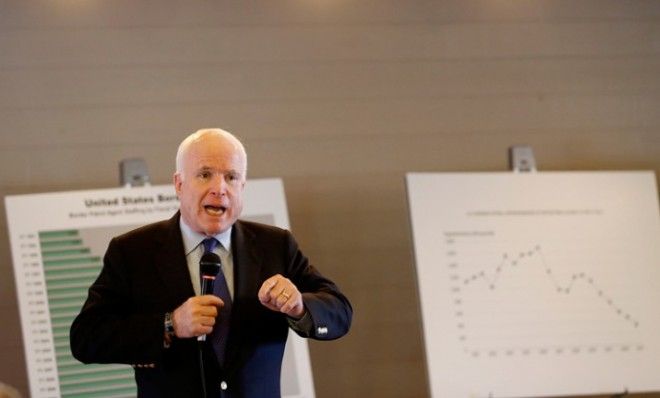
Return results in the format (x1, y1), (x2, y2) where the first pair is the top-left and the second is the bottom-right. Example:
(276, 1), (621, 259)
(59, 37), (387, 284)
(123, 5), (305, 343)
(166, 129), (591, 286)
(119, 158), (150, 187)
(610, 388), (629, 398)
(508, 145), (537, 173)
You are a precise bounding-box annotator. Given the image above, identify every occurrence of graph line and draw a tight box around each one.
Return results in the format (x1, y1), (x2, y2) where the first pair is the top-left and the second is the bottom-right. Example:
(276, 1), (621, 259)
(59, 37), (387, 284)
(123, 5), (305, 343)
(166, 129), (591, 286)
(460, 244), (639, 328)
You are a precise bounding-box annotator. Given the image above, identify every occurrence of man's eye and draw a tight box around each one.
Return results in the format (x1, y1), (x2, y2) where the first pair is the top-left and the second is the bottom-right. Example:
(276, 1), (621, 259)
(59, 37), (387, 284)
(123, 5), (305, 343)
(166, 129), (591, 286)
(199, 172), (211, 179)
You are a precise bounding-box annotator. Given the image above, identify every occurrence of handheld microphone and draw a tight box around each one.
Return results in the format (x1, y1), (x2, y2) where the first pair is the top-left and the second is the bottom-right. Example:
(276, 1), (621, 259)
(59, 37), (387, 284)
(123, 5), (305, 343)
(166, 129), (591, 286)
(200, 252), (221, 295)
(199, 252), (221, 342)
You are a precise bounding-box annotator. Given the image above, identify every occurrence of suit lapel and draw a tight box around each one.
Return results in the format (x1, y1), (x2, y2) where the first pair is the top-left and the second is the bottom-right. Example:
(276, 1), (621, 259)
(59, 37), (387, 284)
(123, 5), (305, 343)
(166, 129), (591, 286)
(153, 212), (195, 306)
(224, 220), (263, 369)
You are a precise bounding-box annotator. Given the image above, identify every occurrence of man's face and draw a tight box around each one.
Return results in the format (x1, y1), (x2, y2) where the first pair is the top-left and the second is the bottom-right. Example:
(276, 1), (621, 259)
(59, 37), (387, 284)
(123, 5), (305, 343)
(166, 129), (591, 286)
(174, 135), (246, 236)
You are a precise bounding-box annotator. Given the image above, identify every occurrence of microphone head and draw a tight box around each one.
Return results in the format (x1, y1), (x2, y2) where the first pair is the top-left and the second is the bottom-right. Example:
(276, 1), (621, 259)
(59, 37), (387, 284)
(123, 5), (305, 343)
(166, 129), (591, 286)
(200, 252), (221, 277)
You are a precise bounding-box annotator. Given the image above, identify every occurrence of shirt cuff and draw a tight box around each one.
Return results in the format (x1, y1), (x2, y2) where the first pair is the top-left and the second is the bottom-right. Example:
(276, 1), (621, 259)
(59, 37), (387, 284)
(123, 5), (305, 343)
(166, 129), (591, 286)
(287, 310), (313, 334)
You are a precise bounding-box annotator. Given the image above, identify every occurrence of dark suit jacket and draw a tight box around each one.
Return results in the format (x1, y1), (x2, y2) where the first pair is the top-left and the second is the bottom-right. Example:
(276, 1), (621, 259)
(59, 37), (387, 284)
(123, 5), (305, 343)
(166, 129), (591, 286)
(70, 213), (352, 398)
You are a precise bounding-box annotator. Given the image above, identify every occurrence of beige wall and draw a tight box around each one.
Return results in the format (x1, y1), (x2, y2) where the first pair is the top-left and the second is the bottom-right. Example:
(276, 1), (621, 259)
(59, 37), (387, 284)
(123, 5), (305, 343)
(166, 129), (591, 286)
(1, 1), (659, 397)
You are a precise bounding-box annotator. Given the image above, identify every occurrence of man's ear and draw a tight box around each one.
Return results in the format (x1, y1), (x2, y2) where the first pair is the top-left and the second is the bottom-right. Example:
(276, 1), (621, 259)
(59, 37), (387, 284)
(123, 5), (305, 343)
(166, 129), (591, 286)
(173, 172), (183, 196)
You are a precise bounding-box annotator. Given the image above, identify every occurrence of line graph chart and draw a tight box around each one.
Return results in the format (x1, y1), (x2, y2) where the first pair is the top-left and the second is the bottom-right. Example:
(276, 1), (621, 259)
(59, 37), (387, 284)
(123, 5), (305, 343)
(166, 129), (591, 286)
(407, 172), (660, 398)
(446, 233), (642, 359)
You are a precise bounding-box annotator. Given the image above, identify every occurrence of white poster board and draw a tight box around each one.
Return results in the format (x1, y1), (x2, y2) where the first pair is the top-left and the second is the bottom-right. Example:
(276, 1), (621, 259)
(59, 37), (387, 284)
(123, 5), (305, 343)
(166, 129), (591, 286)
(406, 171), (660, 398)
(5, 178), (314, 398)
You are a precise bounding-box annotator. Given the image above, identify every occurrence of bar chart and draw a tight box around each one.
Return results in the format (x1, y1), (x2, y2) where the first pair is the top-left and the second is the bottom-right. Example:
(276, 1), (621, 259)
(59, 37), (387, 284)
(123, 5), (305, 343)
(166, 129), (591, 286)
(40, 227), (137, 398)
(6, 181), (315, 398)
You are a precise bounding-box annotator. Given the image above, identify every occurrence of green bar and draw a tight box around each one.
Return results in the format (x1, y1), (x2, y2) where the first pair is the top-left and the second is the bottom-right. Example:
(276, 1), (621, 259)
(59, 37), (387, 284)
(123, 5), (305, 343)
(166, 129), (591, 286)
(53, 325), (72, 334)
(49, 296), (86, 307)
(42, 248), (91, 258)
(52, 296), (90, 308)
(59, 364), (129, 376)
(43, 257), (101, 267)
(40, 239), (83, 248)
(50, 304), (82, 316)
(54, 336), (69, 346)
(46, 266), (100, 277)
(45, 262), (102, 272)
(60, 377), (135, 393)
(48, 286), (89, 300)
(58, 362), (93, 373)
(51, 316), (78, 326)
(46, 272), (99, 283)
(57, 349), (76, 358)
(63, 385), (136, 398)
(39, 230), (79, 239)
(55, 350), (75, 359)
(48, 286), (93, 296)
(46, 276), (96, 288)
(60, 368), (132, 384)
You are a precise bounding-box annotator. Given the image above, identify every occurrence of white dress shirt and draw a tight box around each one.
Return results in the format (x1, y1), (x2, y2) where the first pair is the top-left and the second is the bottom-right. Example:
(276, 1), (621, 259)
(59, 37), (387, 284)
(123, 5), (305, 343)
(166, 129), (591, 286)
(179, 218), (234, 299)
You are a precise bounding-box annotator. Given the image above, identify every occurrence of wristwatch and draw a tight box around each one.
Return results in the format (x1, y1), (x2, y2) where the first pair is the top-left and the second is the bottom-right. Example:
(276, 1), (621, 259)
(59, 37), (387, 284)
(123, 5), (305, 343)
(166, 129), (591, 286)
(164, 312), (175, 344)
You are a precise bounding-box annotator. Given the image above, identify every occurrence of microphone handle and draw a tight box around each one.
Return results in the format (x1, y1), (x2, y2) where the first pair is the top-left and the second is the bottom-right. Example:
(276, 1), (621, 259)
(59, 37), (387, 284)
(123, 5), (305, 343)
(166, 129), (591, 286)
(201, 277), (215, 295)
(198, 277), (216, 342)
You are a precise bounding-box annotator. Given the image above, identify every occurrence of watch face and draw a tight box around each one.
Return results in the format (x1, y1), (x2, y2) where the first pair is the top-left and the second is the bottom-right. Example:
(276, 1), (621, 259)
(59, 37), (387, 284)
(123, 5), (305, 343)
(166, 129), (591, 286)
(165, 312), (174, 333)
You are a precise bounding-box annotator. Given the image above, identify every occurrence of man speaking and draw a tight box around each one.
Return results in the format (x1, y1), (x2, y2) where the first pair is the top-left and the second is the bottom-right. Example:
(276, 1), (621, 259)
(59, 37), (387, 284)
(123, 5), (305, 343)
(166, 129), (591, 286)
(70, 128), (353, 397)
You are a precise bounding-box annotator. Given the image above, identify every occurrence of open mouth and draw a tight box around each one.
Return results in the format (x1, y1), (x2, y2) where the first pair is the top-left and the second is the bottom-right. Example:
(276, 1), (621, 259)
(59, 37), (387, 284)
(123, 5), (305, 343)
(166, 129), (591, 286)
(204, 205), (227, 216)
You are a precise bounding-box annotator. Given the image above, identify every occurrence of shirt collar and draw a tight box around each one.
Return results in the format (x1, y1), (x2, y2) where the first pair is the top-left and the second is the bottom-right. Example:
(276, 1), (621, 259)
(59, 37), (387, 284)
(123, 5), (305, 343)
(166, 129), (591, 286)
(179, 216), (232, 255)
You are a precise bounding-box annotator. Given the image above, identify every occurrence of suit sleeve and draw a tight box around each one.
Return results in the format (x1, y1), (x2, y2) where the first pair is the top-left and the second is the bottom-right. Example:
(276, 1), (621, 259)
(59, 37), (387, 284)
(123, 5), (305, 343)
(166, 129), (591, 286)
(283, 231), (353, 340)
(69, 237), (166, 365)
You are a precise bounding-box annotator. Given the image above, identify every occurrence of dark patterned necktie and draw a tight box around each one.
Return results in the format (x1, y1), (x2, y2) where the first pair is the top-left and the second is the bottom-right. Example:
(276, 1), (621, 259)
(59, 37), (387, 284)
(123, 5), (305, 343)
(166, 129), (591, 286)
(201, 238), (232, 366)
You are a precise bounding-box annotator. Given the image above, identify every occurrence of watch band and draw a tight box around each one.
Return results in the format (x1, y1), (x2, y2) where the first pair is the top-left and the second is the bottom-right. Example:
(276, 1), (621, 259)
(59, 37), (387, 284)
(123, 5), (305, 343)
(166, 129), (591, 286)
(164, 311), (175, 339)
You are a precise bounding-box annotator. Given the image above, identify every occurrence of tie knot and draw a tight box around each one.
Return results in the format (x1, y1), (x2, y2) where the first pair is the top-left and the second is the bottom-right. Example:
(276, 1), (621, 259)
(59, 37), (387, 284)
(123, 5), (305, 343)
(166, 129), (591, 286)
(202, 238), (219, 253)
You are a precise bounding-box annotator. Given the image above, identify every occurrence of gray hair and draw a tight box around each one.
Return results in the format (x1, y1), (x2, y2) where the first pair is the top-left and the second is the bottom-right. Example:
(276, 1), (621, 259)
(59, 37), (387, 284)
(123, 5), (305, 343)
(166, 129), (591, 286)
(175, 128), (248, 177)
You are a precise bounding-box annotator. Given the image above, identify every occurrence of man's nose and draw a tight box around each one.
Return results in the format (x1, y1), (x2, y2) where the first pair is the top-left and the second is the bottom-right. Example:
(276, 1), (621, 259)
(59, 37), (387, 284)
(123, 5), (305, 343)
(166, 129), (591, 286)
(210, 175), (227, 195)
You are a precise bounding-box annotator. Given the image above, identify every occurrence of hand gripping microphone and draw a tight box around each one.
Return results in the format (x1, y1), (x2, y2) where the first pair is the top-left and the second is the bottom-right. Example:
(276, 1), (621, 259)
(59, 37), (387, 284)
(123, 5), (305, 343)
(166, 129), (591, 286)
(198, 252), (221, 341)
